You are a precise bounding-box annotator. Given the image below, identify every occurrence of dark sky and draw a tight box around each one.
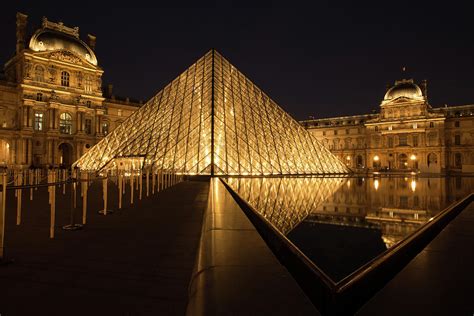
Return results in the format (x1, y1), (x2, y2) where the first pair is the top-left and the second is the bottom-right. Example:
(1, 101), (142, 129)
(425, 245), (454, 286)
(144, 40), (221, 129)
(1, 1), (473, 120)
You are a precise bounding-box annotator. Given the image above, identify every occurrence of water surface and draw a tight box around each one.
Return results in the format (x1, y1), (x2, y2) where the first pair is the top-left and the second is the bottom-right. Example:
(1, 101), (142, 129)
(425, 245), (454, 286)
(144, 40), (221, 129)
(225, 176), (474, 282)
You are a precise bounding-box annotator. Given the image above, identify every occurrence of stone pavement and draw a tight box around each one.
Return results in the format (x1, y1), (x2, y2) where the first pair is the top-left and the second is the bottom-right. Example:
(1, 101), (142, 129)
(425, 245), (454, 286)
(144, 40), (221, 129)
(0, 179), (209, 316)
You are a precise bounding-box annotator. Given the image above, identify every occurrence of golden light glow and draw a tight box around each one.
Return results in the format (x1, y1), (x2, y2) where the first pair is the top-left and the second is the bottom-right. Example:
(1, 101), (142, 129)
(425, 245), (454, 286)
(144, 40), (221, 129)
(373, 155), (380, 162)
(226, 177), (344, 235)
(410, 154), (417, 161)
(411, 180), (417, 192)
(374, 179), (379, 191)
(73, 51), (349, 175)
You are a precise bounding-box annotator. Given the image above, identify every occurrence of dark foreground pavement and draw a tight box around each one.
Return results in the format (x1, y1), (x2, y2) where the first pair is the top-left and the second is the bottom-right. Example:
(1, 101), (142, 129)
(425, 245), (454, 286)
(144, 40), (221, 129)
(0, 179), (209, 316)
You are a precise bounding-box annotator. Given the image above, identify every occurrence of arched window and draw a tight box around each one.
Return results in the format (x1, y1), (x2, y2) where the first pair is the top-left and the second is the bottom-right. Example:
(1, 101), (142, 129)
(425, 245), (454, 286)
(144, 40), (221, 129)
(59, 113), (72, 134)
(61, 71), (70, 87)
(35, 65), (44, 82)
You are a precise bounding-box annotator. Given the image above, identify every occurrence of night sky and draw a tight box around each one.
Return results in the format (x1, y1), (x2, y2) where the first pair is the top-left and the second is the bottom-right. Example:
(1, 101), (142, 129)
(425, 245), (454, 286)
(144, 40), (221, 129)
(1, 2), (473, 120)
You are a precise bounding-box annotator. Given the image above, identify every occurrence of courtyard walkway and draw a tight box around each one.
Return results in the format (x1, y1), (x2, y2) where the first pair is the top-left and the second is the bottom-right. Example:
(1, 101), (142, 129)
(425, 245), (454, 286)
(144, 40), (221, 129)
(0, 179), (209, 316)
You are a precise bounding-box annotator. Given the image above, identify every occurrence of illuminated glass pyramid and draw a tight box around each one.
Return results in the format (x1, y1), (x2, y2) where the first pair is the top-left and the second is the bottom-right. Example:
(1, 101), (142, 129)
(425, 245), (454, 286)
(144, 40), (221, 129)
(74, 50), (348, 175)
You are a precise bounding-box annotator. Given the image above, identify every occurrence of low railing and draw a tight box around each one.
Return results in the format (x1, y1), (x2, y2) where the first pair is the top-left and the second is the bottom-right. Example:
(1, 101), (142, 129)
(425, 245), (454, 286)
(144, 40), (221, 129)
(0, 167), (184, 263)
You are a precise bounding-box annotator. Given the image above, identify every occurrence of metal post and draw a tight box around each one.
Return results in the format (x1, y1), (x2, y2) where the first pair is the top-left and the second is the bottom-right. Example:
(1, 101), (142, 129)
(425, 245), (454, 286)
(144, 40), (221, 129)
(118, 171), (123, 209)
(0, 172), (7, 261)
(50, 171), (56, 239)
(146, 169), (149, 197)
(130, 172), (134, 205)
(82, 172), (88, 225)
(63, 168), (82, 231)
(139, 170), (142, 200)
(16, 171), (22, 226)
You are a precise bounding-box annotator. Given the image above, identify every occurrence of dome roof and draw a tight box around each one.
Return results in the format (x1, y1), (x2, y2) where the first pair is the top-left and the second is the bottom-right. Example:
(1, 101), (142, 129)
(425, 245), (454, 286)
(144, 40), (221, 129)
(384, 79), (423, 101)
(29, 29), (98, 66)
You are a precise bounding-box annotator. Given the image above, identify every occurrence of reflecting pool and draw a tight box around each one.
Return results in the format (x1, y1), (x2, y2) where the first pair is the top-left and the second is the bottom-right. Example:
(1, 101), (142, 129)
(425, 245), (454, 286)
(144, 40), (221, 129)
(225, 176), (474, 282)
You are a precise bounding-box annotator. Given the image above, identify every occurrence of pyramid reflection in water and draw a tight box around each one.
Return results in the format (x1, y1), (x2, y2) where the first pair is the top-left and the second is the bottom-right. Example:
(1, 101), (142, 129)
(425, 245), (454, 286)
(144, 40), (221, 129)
(74, 50), (348, 175)
(226, 177), (345, 235)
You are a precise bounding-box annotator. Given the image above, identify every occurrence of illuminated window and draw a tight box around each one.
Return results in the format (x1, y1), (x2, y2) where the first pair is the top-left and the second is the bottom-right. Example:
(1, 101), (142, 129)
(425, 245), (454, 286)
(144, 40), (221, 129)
(85, 119), (92, 134)
(34, 112), (43, 131)
(35, 65), (44, 82)
(413, 123), (417, 129)
(118, 109), (122, 116)
(36, 93), (43, 101)
(388, 125), (393, 131)
(84, 75), (92, 92)
(61, 71), (70, 87)
(59, 112), (72, 134)
(102, 121), (109, 135)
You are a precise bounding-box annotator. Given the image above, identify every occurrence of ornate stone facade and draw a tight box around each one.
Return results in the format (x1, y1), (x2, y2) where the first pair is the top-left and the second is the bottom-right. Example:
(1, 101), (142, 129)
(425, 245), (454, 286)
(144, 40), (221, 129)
(0, 13), (141, 168)
(301, 79), (474, 174)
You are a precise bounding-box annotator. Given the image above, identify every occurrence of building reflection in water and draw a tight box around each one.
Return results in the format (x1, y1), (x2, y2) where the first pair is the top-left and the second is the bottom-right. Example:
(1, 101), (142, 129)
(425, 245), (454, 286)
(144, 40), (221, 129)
(225, 176), (474, 281)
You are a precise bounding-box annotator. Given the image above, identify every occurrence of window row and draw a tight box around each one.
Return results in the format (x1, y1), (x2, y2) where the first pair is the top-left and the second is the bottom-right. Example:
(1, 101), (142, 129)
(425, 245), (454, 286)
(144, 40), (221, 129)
(33, 65), (95, 91)
(33, 112), (109, 135)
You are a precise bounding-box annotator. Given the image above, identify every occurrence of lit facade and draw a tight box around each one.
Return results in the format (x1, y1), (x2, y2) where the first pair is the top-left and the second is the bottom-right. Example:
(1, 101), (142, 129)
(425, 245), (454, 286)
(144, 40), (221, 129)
(0, 13), (141, 168)
(301, 79), (474, 173)
(75, 50), (348, 175)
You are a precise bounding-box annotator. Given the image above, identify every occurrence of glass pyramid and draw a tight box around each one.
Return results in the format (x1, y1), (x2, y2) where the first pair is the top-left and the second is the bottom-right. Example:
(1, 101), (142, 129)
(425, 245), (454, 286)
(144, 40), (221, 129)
(74, 50), (349, 175)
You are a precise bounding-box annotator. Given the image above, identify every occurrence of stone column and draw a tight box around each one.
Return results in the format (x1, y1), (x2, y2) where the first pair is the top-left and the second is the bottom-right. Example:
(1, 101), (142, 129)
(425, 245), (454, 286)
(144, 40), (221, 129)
(26, 139), (32, 165)
(27, 107), (32, 127)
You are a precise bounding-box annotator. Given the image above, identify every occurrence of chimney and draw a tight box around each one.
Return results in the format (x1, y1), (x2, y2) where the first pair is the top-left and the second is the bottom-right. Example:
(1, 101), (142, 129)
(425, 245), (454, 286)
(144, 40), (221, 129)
(87, 34), (96, 50)
(16, 12), (28, 54)
(421, 79), (428, 100)
(107, 84), (113, 97)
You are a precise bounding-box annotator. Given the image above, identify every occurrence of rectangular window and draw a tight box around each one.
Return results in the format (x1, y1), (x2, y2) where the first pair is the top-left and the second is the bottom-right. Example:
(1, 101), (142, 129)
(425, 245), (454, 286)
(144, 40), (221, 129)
(455, 121), (460, 128)
(346, 129), (349, 135)
(400, 196), (408, 209)
(413, 135), (419, 147)
(454, 134), (461, 145)
(334, 130), (338, 135)
(413, 123), (418, 129)
(84, 75), (92, 92)
(399, 134), (408, 146)
(118, 109), (122, 116)
(388, 136), (393, 148)
(85, 119), (92, 134)
(322, 131), (326, 136)
(34, 112), (43, 131)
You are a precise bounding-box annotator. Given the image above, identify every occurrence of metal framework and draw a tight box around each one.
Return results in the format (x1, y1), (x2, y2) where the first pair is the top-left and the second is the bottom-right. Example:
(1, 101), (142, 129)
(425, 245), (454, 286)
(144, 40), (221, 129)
(74, 50), (349, 175)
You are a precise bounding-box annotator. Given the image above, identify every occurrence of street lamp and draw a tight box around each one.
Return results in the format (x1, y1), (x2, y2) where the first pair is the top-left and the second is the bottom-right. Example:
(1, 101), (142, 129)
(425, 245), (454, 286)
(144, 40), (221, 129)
(373, 155), (380, 162)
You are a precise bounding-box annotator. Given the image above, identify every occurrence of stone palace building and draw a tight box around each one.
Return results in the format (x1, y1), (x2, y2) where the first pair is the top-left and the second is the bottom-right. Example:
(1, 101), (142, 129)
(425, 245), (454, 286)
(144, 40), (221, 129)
(301, 79), (474, 174)
(0, 13), (141, 168)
